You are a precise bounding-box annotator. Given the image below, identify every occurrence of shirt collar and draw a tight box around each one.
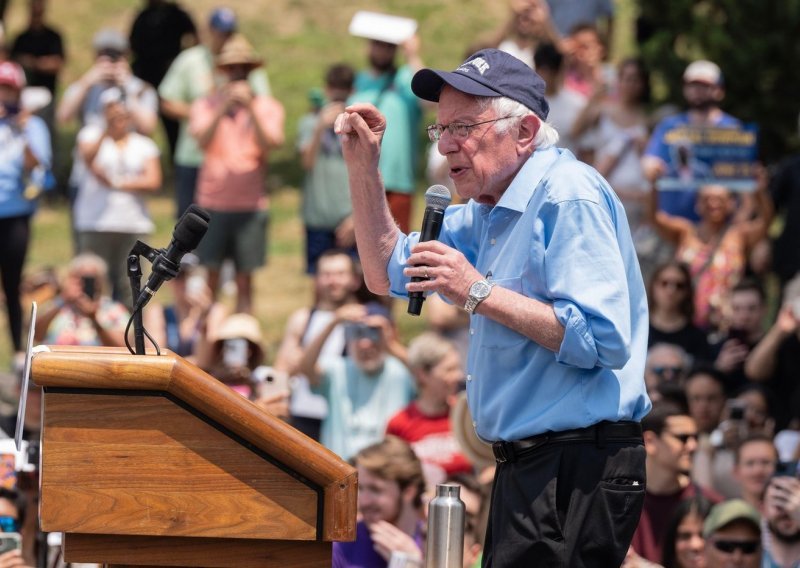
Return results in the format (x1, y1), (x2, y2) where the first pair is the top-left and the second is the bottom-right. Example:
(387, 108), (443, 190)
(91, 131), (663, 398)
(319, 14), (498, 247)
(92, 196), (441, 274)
(494, 146), (561, 213)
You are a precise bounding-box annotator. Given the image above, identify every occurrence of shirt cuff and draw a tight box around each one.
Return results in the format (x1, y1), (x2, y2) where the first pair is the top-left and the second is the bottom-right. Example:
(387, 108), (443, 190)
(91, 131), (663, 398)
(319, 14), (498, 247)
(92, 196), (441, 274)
(553, 299), (598, 369)
(386, 232), (420, 298)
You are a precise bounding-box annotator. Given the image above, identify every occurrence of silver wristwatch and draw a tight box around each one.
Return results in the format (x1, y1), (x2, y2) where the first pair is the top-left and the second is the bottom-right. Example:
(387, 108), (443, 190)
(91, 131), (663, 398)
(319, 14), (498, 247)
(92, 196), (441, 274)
(464, 279), (495, 314)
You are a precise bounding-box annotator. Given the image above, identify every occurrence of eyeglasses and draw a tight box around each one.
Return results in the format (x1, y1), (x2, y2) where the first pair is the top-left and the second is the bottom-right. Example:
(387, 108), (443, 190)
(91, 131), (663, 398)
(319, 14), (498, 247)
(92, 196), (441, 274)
(426, 115), (521, 142)
(657, 279), (687, 291)
(711, 539), (760, 554)
(663, 431), (698, 445)
(0, 516), (19, 533)
(651, 366), (685, 378)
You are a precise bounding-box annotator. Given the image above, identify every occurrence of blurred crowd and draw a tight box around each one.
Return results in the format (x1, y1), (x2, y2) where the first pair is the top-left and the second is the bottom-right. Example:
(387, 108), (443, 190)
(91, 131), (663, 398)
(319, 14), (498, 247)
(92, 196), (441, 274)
(0, 0), (799, 567)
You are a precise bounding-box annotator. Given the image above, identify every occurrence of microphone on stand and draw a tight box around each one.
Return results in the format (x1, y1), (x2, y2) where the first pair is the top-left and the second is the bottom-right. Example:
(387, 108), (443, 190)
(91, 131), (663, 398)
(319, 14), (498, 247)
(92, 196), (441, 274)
(407, 185), (452, 316)
(133, 205), (210, 311)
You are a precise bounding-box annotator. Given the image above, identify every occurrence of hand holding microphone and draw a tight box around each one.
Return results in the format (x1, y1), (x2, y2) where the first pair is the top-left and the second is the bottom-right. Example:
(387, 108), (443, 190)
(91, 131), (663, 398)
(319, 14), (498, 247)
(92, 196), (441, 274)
(407, 185), (451, 316)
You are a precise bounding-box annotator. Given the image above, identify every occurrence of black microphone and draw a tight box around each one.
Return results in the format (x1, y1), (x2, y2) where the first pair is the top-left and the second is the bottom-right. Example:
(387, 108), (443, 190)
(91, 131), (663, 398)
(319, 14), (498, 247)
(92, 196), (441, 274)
(133, 205), (210, 311)
(408, 185), (452, 316)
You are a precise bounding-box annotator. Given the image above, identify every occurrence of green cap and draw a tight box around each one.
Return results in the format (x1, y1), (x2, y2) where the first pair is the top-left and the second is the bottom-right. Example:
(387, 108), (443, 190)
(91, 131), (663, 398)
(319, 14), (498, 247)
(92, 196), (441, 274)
(703, 499), (761, 538)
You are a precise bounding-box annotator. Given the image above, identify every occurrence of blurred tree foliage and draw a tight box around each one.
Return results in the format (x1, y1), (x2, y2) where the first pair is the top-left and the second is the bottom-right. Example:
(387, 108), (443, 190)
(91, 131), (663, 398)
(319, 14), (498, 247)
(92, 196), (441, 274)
(636, 0), (800, 163)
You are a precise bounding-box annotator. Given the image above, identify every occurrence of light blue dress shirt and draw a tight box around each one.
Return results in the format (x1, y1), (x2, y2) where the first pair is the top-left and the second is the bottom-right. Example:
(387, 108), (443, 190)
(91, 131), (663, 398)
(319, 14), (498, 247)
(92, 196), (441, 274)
(388, 147), (651, 442)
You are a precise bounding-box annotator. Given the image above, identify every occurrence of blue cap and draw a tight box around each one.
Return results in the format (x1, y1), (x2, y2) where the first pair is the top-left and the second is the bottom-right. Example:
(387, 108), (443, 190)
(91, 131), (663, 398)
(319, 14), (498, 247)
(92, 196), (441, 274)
(209, 7), (237, 33)
(412, 49), (549, 120)
(365, 301), (392, 321)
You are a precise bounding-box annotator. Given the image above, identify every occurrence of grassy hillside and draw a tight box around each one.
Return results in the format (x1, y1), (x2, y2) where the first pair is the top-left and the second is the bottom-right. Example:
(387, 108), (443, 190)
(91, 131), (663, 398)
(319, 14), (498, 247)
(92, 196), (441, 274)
(0, 0), (637, 369)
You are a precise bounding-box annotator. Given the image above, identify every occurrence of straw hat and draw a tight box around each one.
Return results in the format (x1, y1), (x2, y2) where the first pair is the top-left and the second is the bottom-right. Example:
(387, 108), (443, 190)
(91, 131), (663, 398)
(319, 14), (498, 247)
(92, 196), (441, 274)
(211, 313), (265, 367)
(216, 34), (262, 68)
(450, 392), (495, 471)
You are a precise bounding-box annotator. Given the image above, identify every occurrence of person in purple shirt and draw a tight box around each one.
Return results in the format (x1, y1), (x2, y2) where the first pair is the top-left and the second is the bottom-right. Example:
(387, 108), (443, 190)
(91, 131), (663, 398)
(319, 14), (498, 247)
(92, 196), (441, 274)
(333, 437), (425, 568)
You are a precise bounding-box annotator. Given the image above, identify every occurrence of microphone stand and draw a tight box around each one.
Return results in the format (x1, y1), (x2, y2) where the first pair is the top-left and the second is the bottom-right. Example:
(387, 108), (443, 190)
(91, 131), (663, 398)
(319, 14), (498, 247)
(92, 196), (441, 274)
(127, 255), (146, 355)
(128, 241), (162, 356)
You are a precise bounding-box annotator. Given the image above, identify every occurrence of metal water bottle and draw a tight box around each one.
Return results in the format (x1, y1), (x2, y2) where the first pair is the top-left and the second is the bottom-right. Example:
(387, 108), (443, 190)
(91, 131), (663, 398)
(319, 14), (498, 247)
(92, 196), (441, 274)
(425, 483), (465, 568)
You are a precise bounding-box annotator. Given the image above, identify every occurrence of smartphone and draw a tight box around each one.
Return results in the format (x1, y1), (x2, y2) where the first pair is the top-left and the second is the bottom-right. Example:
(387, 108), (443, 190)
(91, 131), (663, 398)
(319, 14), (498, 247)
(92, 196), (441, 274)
(728, 401), (746, 421)
(222, 338), (249, 368)
(344, 323), (382, 344)
(775, 461), (800, 478)
(186, 274), (206, 295)
(80, 275), (97, 300)
(0, 532), (22, 554)
(255, 368), (290, 397)
(727, 327), (749, 344)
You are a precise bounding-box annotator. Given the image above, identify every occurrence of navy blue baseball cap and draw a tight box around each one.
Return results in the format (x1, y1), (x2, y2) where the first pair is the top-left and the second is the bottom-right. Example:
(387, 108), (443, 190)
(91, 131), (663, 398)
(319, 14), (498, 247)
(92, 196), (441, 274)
(411, 48), (549, 120)
(209, 7), (237, 33)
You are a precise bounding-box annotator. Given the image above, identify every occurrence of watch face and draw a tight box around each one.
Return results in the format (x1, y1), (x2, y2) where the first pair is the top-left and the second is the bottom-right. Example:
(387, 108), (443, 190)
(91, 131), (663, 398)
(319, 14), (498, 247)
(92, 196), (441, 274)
(470, 280), (491, 299)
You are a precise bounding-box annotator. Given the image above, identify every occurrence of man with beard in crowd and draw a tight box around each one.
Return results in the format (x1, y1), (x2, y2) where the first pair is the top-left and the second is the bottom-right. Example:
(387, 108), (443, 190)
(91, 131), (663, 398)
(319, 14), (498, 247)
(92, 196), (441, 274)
(761, 467), (800, 567)
(349, 28), (424, 233)
(642, 59), (742, 222)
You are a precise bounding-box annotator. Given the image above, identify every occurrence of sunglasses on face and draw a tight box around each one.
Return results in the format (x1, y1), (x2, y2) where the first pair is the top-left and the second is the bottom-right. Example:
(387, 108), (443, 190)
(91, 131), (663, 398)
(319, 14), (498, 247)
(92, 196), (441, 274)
(651, 366), (685, 378)
(0, 516), (19, 532)
(663, 431), (698, 445)
(711, 539), (760, 554)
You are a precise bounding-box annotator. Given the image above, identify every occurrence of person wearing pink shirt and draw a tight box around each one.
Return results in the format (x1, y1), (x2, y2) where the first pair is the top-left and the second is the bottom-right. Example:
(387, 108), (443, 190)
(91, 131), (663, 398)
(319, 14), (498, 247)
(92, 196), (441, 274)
(189, 34), (284, 313)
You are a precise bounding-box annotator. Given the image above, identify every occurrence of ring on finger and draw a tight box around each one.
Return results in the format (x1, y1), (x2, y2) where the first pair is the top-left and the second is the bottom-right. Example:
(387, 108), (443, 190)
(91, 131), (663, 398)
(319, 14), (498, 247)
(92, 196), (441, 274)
(423, 268), (429, 279)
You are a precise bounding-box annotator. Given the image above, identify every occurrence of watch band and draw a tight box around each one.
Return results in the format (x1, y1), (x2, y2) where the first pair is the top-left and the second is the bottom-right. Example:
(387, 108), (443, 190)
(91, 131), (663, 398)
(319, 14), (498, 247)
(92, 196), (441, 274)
(464, 279), (495, 314)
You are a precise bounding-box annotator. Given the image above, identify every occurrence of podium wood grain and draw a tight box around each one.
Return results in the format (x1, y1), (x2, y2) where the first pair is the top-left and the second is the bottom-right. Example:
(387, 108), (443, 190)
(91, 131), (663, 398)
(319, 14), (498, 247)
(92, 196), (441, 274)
(31, 347), (357, 566)
(41, 393), (317, 539)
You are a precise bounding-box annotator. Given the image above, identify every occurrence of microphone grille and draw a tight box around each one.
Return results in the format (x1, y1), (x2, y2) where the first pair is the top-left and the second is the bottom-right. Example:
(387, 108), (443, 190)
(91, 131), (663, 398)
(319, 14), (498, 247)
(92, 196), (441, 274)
(175, 211), (209, 251)
(183, 204), (211, 223)
(424, 184), (451, 211)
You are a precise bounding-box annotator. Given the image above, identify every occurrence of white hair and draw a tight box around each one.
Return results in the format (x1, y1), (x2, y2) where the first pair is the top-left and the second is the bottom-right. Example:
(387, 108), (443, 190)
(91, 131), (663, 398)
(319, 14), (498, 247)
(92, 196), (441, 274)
(646, 342), (693, 370)
(407, 332), (457, 372)
(476, 96), (560, 149)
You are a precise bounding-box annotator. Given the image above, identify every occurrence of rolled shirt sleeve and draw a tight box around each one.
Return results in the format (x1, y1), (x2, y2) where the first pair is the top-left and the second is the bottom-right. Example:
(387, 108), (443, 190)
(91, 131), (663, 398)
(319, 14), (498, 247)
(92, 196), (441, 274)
(544, 197), (633, 370)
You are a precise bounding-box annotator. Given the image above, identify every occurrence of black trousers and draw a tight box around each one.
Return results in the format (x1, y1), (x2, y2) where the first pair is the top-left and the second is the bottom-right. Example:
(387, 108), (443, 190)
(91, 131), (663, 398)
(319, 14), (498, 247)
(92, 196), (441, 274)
(482, 436), (645, 568)
(0, 214), (30, 352)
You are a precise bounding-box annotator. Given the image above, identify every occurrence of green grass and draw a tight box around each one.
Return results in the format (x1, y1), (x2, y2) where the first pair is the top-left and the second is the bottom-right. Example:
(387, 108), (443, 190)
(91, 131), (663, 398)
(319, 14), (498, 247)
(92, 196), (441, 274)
(0, 0), (636, 369)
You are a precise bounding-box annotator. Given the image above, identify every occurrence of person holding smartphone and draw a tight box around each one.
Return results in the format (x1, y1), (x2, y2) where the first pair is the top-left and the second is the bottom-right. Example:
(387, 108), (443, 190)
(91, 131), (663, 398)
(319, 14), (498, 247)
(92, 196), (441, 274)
(34, 253), (129, 347)
(195, 312), (290, 419)
(711, 278), (770, 394)
(73, 86), (161, 306)
(298, 301), (415, 461)
(0, 487), (33, 567)
(761, 466), (800, 567)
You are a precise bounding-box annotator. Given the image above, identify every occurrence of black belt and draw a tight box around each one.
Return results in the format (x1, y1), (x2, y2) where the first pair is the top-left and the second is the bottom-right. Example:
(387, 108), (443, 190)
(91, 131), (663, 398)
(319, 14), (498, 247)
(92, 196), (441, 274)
(491, 421), (642, 464)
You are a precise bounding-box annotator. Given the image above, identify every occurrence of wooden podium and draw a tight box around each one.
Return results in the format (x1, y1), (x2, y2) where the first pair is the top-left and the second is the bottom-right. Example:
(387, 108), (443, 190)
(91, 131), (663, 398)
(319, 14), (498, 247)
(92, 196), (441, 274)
(30, 346), (357, 568)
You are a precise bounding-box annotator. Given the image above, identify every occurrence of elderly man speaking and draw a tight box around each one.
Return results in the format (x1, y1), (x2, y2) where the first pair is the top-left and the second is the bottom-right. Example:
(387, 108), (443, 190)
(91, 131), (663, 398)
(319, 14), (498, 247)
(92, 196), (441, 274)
(335, 48), (651, 567)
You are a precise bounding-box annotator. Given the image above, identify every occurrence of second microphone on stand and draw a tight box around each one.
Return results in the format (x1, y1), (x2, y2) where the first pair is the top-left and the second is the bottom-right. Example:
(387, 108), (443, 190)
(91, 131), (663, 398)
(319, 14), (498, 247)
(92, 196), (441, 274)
(133, 205), (210, 311)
